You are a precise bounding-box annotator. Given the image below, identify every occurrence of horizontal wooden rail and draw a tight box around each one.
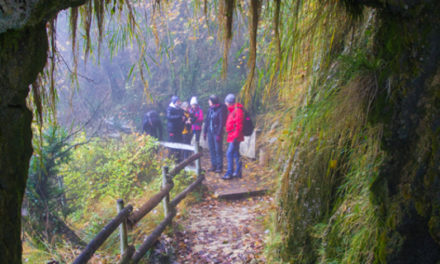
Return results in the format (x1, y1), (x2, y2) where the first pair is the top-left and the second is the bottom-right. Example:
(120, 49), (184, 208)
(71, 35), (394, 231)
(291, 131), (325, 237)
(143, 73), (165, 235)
(73, 205), (133, 264)
(159, 141), (195, 151)
(168, 152), (202, 177)
(131, 210), (176, 263)
(73, 140), (203, 263)
(170, 175), (205, 207)
(127, 183), (173, 227)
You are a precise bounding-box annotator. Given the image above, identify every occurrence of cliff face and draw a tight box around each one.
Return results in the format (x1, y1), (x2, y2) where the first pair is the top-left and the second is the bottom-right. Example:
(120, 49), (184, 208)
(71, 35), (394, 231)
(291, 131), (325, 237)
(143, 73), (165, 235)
(0, 1), (85, 262)
(371, 2), (440, 262)
(273, 1), (440, 263)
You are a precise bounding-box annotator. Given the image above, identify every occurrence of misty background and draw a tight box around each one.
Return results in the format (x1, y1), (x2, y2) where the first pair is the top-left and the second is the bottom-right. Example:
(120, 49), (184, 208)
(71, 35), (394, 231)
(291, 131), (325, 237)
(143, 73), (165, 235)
(52, 1), (252, 138)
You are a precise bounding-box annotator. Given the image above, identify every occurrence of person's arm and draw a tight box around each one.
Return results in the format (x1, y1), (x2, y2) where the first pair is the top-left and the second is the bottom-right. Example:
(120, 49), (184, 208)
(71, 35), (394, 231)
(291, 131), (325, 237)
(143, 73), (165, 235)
(217, 108), (225, 137)
(189, 112), (196, 123)
(225, 109), (233, 133)
(203, 110), (209, 135)
(235, 108), (244, 135)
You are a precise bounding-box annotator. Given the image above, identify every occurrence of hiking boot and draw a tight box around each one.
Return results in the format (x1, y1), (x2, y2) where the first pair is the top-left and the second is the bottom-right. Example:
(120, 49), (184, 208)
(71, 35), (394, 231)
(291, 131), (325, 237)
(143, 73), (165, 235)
(222, 174), (232, 180)
(233, 172), (242, 178)
(215, 168), (223, 173)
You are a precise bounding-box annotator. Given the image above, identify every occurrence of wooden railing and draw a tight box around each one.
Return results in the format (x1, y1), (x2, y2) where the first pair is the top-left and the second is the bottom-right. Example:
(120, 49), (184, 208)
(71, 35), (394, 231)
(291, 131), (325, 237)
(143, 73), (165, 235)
(73, 141), (203, 264)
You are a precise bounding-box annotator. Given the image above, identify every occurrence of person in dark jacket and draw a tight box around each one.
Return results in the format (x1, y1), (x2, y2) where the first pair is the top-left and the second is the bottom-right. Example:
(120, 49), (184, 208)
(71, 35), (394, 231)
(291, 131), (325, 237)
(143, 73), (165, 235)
(167, 96), (184, 161)
(203, 95), (225, 173)
(142, 110), (163, 140)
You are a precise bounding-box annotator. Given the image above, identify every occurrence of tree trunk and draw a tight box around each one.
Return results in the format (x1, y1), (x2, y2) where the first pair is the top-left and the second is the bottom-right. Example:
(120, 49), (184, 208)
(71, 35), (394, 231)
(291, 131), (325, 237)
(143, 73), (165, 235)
(0, 23), (48, 263)
(0, 1), (88, 262)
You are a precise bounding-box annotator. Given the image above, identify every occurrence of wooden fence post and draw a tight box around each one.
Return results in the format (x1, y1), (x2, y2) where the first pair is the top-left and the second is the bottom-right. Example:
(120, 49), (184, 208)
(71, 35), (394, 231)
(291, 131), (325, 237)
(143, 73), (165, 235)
(162, 166), (170, 217)
(116, 199), (128, 256)
(194, 140), (201, 178)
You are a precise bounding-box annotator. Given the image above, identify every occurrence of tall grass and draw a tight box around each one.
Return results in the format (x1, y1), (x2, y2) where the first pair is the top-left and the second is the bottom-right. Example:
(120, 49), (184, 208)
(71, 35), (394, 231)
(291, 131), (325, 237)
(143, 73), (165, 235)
(258, 1), (389, 262)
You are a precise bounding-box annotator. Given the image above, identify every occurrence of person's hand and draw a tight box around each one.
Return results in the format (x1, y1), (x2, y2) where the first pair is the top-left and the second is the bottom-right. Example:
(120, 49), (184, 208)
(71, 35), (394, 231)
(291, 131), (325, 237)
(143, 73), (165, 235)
(216, 135), (221, 142)
(203, 133), (207, 140)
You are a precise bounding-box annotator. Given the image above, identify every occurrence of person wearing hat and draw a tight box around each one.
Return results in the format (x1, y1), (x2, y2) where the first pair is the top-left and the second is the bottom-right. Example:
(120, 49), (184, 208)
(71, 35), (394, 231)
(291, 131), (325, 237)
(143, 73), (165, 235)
(203, 95), (226, 173)
(223, 93), (244, 179)
(166, 95), (184, 162)
(142, 110), (163, 140)
(189, 96), (204, 144)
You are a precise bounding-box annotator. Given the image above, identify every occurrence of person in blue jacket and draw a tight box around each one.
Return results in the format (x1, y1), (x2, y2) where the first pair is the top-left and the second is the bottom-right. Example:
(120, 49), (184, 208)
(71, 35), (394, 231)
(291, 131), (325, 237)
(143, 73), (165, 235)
(203, 95), (226, 173)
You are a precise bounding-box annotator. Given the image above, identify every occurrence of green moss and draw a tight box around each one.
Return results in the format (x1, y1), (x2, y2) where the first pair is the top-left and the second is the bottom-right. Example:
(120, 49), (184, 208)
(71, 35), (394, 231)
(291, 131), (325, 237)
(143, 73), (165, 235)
(429, 216), (440, 244)
(270, 0), (440, 262)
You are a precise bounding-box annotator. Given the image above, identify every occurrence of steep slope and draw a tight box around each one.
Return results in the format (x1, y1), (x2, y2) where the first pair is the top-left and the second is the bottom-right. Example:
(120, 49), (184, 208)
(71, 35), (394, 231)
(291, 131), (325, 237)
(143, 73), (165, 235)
(268, 1), (440, 263)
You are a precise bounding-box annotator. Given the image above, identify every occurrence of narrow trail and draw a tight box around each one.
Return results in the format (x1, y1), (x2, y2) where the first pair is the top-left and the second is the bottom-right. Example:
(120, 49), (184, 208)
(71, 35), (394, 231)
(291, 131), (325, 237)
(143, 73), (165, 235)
(170, 151), (274, 263)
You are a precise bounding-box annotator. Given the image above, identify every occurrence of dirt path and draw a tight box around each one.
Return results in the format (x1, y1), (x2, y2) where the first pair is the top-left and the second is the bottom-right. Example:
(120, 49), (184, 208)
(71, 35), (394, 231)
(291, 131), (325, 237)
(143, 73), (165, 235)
(170, 152), (274, 263)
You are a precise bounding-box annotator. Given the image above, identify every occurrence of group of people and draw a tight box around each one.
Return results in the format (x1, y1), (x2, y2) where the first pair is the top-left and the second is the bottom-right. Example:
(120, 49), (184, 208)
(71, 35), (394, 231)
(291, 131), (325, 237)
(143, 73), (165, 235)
(166, 96), (204, 160)
(142, 93), (245, 180)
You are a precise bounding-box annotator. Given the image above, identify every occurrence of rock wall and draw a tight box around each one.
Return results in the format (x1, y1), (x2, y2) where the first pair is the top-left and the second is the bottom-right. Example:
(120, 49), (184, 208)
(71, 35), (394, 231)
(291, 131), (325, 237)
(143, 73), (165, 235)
(274, 0), (440, 263)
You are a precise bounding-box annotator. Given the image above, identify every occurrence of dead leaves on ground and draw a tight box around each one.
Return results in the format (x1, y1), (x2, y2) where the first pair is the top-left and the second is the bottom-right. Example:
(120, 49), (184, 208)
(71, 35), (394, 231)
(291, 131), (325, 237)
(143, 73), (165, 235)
(171, 196), (272, 263)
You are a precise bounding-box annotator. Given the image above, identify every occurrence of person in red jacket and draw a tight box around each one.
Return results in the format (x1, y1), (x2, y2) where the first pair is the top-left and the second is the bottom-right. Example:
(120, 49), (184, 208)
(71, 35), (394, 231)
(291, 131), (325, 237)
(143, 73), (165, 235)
(223, 93), (244, 180)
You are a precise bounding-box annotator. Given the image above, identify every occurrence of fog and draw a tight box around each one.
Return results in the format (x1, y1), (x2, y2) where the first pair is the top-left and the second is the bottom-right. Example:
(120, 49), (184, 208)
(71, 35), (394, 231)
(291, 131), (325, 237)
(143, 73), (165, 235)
(52, 1), (249, 137)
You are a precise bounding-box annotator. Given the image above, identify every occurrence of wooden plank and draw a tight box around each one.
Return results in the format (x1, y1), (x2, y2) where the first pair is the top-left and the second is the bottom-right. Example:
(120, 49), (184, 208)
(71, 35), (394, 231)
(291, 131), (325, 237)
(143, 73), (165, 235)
(184, 166), (197, 173)
(159, 141), (195, 151)
(73, 205), (133, 264)
(168, 152), (202, 177)
(215, 188), (268, 199)
(170, 175), (204, 207)
(128, 183), (173, 227)
(131, 210), (176, 263)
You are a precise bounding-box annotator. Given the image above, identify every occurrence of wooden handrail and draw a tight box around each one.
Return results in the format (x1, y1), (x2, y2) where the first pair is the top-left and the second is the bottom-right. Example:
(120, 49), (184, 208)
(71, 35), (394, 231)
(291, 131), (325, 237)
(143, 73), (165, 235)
(159, 141), (196, 151)
(168, 152), (202, 177)
(73, 140), (203, 263)
(73, 205), (133, 264)
(127, 183), (173, 227)
(170, 175), (205, 207)
(131, 210), (176, 263)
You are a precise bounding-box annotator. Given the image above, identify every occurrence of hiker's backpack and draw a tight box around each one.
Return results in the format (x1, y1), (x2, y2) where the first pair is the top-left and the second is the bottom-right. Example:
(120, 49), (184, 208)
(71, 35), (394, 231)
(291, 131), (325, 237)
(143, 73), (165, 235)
(241, 109), (254, 137)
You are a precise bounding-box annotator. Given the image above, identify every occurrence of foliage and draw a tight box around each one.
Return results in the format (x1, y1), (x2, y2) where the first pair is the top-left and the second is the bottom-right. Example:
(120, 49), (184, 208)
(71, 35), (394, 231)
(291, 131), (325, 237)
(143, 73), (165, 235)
(262, 0), (440, 262)
(23, 125), (83, 247)
(24, 131), (205, 262)
(61, 133), (161, 218)
(257, 1), (389, 262)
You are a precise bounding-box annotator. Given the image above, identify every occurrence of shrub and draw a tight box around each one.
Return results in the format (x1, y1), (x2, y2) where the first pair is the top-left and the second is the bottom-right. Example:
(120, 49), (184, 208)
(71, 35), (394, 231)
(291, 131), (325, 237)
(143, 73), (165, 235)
(61, 134), (162, 218)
